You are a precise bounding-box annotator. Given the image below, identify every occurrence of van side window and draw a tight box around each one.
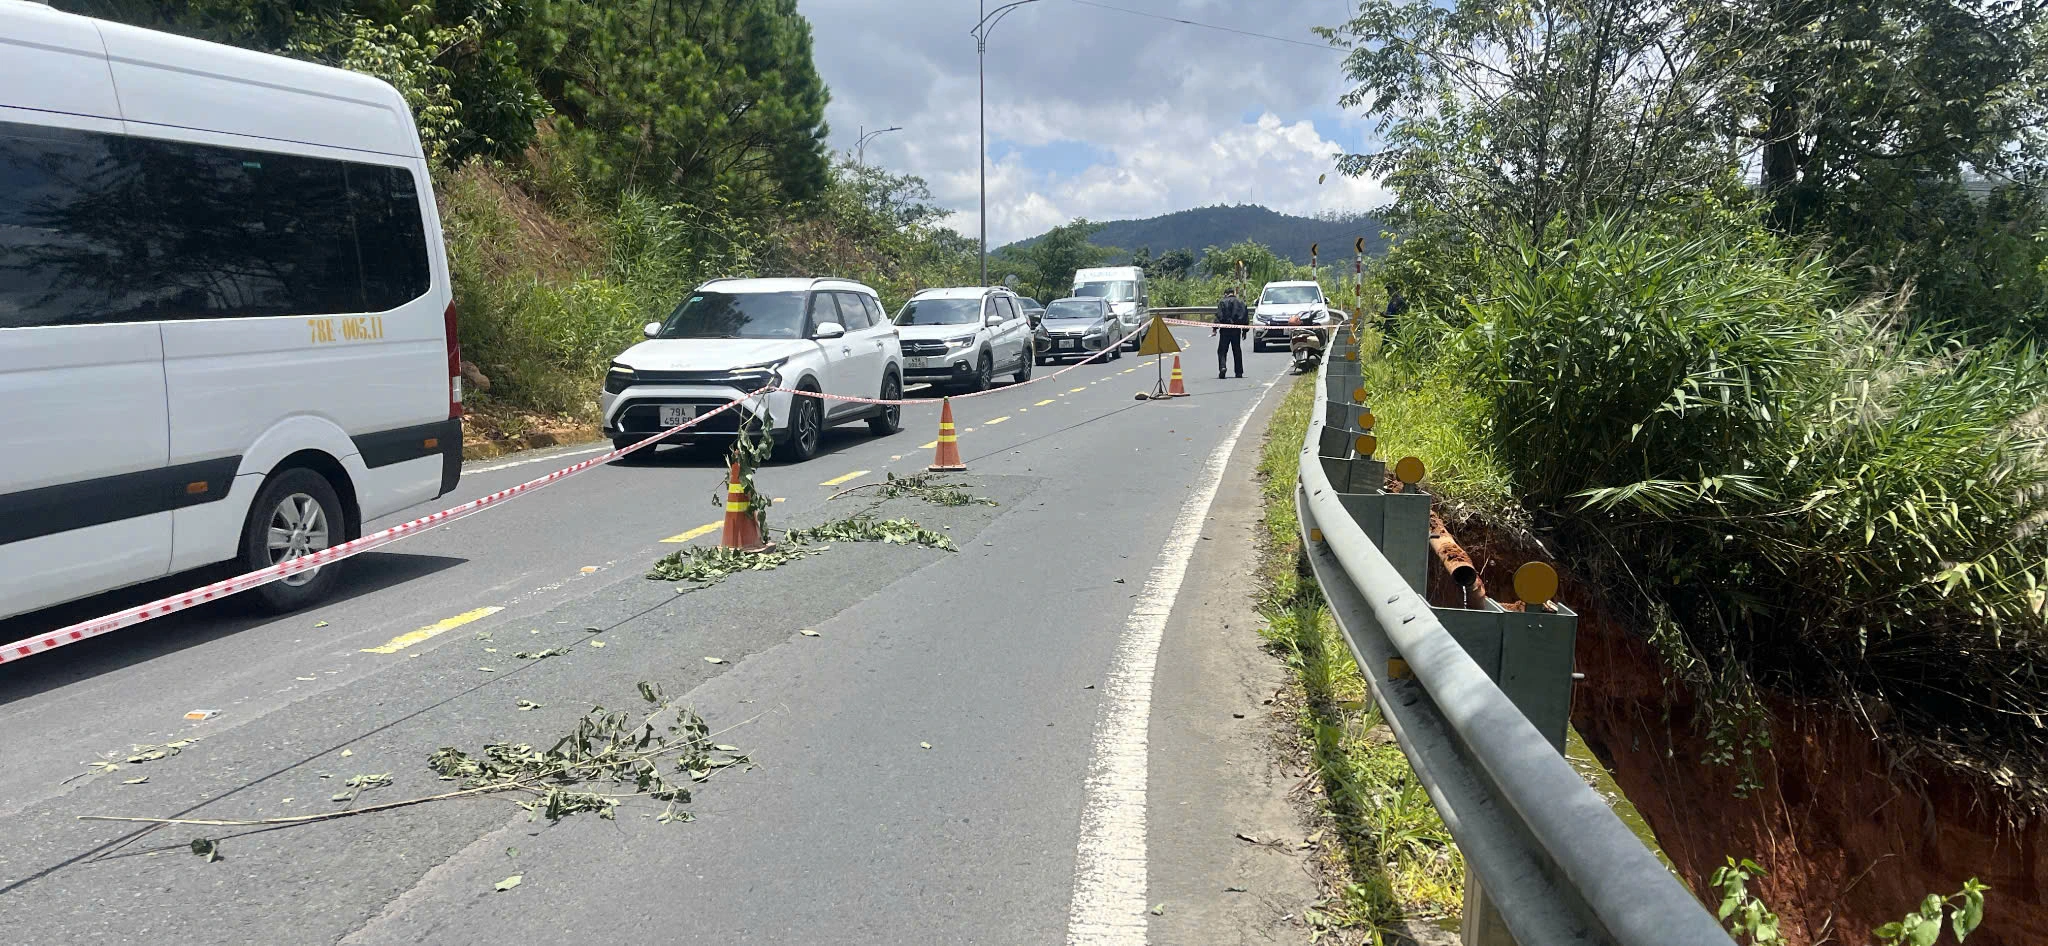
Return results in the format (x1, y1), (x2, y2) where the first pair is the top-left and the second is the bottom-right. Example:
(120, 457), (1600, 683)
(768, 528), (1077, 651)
(348, 164), (433, 311)
(0, 123), (154, 328)
(0, 119), (431, 329)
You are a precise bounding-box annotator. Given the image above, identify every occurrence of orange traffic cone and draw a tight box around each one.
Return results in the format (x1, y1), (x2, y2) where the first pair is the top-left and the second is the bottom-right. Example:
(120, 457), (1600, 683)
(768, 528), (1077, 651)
(928, 398), (966, 471)
(719, 461), (766, 550)
(1167, 355), (1190, 397)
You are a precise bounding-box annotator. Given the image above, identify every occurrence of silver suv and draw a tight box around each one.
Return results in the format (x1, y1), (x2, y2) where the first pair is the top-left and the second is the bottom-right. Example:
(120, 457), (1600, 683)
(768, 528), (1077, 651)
(892, 286), (1037, 391)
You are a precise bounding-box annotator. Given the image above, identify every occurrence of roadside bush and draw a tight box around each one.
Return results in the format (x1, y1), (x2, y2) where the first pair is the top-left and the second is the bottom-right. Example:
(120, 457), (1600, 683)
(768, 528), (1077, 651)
(1446, 218), (2048, 791)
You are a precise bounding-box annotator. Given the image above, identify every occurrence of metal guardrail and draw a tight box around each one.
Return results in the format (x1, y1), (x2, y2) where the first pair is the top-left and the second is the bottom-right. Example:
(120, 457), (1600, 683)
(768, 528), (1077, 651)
(1293, 336), (1736, 946)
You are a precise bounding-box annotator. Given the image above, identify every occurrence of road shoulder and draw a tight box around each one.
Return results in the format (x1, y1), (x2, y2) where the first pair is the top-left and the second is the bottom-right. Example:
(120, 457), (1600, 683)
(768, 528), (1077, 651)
(1148, 379), (1314, 945)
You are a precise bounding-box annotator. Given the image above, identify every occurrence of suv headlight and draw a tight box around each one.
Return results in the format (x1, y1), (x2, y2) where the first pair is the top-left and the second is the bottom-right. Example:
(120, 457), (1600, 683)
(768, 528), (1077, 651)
(730, 359), (786, 393)
(945, 335), (977, 351)
(604, 363), (637, 394)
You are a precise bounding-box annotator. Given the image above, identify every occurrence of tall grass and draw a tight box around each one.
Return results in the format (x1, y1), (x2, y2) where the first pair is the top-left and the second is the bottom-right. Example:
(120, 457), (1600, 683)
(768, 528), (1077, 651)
(1434, 218), (2048, 790)
(1256, 376), (1465, 938)
(443, 166), (762, 418)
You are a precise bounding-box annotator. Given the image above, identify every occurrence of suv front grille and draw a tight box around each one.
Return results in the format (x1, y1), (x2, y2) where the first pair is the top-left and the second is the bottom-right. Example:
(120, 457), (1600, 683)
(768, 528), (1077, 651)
(628, 369), (774, 393)
(901, 339), (948, 357)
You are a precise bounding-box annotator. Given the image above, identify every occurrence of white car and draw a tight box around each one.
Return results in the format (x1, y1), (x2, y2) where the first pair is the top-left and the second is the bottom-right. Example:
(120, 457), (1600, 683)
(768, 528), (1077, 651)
(892, 286), (1036, 391)
(1251, 280), (1335, 352)
(601, 278), (904, 462)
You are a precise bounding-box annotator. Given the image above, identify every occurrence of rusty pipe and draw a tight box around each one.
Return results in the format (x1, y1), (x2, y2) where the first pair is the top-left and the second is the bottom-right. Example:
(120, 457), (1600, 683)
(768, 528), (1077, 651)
(1428, 513), (1486, 602)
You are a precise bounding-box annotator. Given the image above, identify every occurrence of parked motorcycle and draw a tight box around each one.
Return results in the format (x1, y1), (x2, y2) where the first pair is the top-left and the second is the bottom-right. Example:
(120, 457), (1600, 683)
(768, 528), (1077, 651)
(1288, 322), (1326, 373)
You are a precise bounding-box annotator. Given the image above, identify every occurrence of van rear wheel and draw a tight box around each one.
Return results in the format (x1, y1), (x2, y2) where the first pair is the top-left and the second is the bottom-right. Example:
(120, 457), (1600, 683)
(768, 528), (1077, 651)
(240, 467), (345, 613)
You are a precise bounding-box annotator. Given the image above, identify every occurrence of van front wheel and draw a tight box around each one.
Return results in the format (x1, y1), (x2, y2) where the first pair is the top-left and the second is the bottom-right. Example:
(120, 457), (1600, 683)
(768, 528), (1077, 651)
(240, 467), (346, 613)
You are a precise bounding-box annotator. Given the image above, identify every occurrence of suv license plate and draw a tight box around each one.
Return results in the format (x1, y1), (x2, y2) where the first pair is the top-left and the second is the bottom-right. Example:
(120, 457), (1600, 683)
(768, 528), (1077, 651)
(1059, 339), (1076, 350)
(659, 405), (693, 427)
(907, 356), (929, 369)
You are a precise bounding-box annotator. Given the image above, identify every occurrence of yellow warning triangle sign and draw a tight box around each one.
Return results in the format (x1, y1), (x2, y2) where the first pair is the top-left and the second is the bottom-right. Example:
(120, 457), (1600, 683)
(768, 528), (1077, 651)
(1135, 314), (1180, 356)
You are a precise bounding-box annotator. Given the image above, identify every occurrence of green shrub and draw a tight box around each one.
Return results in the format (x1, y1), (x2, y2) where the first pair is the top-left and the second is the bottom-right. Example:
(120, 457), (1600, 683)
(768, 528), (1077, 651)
(1447, 218), (2048, 786)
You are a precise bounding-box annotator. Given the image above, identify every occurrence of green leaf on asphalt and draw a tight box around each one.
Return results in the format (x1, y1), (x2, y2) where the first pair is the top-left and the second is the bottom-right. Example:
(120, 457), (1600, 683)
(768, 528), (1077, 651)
(189, 838), (221, 862)
(494, 874), (522, 892)
(1151, 904), (1165, 916)
(506, 847), (518, 858)
(516, 700), (543, 711)
(588, 640), (606, 648)
(340, 749), (352, 758)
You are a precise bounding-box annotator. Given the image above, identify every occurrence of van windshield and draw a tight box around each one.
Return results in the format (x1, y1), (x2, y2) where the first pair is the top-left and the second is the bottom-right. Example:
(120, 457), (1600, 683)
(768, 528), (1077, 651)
(1260, 286), (1323, 305)
(1043, 300), (1105, 320)
(895, 298), (983, 326)
(658, 291), (806, 339)
(1073, 280), (1135, 303)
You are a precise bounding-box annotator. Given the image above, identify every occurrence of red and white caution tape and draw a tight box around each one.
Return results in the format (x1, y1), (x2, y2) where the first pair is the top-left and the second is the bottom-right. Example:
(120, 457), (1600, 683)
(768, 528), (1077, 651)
(0, 398), (753, 666)
(775, 328), (1128, 406)
(3, 320), (1254, 665)
(1158, 316), (1350, 334)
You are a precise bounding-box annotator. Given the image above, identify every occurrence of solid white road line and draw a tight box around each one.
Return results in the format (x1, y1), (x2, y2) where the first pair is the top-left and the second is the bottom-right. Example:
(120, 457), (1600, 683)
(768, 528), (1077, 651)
(465, 445), (607, 474)
(1063, 375), (1277, 944)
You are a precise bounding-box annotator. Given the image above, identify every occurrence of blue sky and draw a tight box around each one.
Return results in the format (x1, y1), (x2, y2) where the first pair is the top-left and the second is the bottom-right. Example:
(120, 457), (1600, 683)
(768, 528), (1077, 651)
(800, 0), (1389, 244)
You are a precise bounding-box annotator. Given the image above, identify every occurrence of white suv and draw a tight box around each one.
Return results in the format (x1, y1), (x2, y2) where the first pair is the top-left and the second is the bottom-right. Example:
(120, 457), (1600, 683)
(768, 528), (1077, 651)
(601, 278), (904, 462)
(1251, 280), (1335, 352)
(892, 286), (1036, 391)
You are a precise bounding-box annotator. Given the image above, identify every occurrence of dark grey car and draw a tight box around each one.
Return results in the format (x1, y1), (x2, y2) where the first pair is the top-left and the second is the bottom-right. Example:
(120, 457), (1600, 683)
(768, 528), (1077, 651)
(1034, 297), (1125, 364)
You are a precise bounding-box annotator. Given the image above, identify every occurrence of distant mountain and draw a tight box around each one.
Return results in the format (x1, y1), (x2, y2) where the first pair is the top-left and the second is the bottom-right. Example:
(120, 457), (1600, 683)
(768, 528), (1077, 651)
(1002, 205), (1390, 266)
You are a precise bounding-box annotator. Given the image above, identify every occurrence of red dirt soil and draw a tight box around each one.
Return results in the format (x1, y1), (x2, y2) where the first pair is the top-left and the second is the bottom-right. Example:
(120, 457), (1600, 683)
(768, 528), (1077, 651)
(1438, 515), (2045, 945)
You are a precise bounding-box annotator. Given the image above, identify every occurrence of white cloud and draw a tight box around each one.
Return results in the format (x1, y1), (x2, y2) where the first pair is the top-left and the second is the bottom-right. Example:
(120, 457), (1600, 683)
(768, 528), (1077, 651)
(800, 0), (1387, 246)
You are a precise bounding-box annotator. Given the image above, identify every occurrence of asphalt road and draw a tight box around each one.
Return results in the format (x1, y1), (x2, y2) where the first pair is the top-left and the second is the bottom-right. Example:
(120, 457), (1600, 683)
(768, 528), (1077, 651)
(0, 340), (1299, 945)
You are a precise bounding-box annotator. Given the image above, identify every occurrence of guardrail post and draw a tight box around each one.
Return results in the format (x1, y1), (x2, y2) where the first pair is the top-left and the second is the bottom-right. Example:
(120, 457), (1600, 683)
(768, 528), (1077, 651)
(1434, 604), (1578, 753)
(1464, 878), (1517, 946)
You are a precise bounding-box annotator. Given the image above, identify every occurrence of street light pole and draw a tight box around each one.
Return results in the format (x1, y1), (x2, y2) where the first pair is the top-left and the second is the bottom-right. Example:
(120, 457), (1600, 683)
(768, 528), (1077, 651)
(971, 0), (1044, 287)
(979, 1), (986, 284)
(855, 124), (902, 166)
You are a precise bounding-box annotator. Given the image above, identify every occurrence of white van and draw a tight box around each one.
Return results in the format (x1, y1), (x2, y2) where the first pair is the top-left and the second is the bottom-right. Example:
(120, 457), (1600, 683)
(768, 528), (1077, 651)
(0, 2), (460, 620)
(1071, 266), (1148, 349)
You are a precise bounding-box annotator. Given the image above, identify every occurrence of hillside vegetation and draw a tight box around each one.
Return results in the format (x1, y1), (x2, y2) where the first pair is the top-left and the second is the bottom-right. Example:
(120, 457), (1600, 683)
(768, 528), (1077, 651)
(1333, 0), (2048, 813)
(60, 0), (978, 428)
(1001, 204), (1388, 267)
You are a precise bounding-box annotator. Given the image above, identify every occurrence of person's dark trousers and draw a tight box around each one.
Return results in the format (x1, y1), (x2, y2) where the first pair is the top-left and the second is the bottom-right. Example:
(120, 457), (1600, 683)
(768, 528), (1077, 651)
(1216, 329), (1243, 378)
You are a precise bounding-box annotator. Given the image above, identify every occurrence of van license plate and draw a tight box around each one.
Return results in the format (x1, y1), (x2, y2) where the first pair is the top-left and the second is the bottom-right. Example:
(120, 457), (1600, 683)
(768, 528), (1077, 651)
(907, 356), (928, 369)
(659, 405), (693, 427)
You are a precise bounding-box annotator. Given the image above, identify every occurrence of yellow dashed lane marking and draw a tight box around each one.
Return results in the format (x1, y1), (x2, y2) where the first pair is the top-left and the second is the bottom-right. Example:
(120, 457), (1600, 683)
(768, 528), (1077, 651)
(985, 416), (1010, 425)
(663, 522), (721, 543)
(921, 440), (938, 449)
(820, 470), (869, 487)
(362, 606), (503, 654)
(1036, 399), (1055, 406)
(1069, 387), (1087, 393)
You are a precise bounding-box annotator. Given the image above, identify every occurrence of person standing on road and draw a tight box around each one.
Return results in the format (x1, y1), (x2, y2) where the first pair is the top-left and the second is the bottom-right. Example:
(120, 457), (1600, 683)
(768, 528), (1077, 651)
(1213, 287), (1249, 379)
